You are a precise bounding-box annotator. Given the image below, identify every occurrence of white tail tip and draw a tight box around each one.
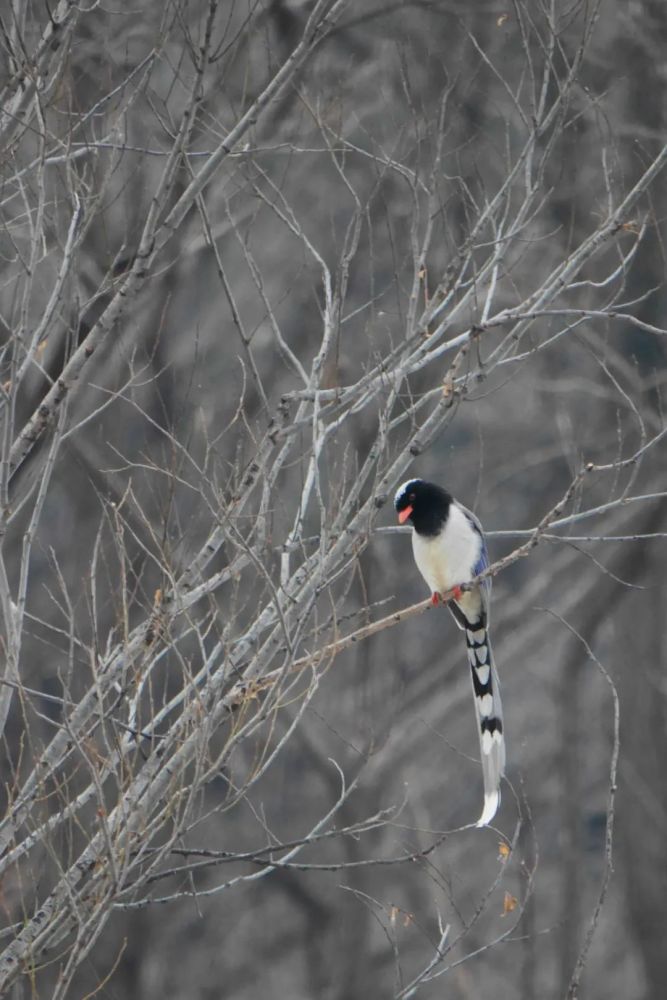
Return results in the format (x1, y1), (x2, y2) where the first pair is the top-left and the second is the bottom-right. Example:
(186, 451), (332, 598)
(476, 791), (500, 827)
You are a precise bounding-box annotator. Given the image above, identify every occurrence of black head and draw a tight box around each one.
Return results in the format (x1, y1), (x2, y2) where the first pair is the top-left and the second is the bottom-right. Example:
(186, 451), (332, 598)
(394, 479), (452, 537)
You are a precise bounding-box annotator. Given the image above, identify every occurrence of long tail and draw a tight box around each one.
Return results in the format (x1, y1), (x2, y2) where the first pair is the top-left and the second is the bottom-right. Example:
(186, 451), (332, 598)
(464, 613), (505, 826)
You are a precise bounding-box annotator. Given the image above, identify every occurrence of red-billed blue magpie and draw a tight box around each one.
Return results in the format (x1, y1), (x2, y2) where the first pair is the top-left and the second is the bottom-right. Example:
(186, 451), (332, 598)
(394, 479), (505, 826)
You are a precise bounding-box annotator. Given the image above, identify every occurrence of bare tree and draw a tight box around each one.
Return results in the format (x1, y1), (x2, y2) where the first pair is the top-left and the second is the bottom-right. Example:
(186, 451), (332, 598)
(0, 1), (665, 997)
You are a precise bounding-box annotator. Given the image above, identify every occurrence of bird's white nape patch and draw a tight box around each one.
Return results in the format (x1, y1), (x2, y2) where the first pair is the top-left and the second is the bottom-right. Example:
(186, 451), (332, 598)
(478, 693), (493, 717)
(476, 644), (488, 664)
(394, 478), (422, 506)
(477, 791), (500, 828)
(475, 663), (490, 686)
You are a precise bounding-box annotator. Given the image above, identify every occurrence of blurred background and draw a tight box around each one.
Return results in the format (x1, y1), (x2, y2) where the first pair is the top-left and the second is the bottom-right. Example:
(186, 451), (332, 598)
(1, 1), (666, 997)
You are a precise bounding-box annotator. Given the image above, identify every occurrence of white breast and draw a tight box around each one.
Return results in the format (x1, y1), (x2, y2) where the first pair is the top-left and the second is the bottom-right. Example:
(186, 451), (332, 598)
(411, 502), (480, 594)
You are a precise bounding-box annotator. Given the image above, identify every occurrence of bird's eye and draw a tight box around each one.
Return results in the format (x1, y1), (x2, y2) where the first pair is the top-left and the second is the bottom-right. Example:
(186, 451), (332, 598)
(409, 493), (416, 502)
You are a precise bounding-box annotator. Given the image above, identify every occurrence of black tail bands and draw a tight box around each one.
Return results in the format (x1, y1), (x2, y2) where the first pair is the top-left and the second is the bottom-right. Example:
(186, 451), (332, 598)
(467, 617), (503, 740)
(463, 610), (506, 826)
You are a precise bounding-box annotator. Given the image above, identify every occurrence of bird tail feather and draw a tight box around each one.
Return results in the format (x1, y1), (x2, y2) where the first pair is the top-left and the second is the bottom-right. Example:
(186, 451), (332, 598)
(463, 611), (505, 827)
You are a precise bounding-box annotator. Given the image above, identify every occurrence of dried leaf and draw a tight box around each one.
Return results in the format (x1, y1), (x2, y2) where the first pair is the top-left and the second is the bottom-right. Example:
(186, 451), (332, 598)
(498, 840), (510, 861)
(502, 891), (518, 915)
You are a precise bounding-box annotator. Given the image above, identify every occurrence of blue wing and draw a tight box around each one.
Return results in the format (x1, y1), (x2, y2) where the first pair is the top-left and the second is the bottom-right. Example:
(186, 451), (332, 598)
(459, 505), (492, 606)
(472, 533), (489, 577)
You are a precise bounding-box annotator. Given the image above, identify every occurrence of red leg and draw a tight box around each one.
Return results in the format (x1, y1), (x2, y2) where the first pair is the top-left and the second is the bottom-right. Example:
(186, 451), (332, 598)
(431, 592), (441, 606)
(451, 585), (463, 602)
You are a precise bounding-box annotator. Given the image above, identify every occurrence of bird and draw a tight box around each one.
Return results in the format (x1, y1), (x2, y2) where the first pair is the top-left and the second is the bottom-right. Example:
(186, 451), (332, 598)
(394, 478), (505, 827)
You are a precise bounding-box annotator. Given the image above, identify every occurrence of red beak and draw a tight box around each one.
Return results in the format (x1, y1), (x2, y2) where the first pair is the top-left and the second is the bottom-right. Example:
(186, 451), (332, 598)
(398, 505), (413, 524)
